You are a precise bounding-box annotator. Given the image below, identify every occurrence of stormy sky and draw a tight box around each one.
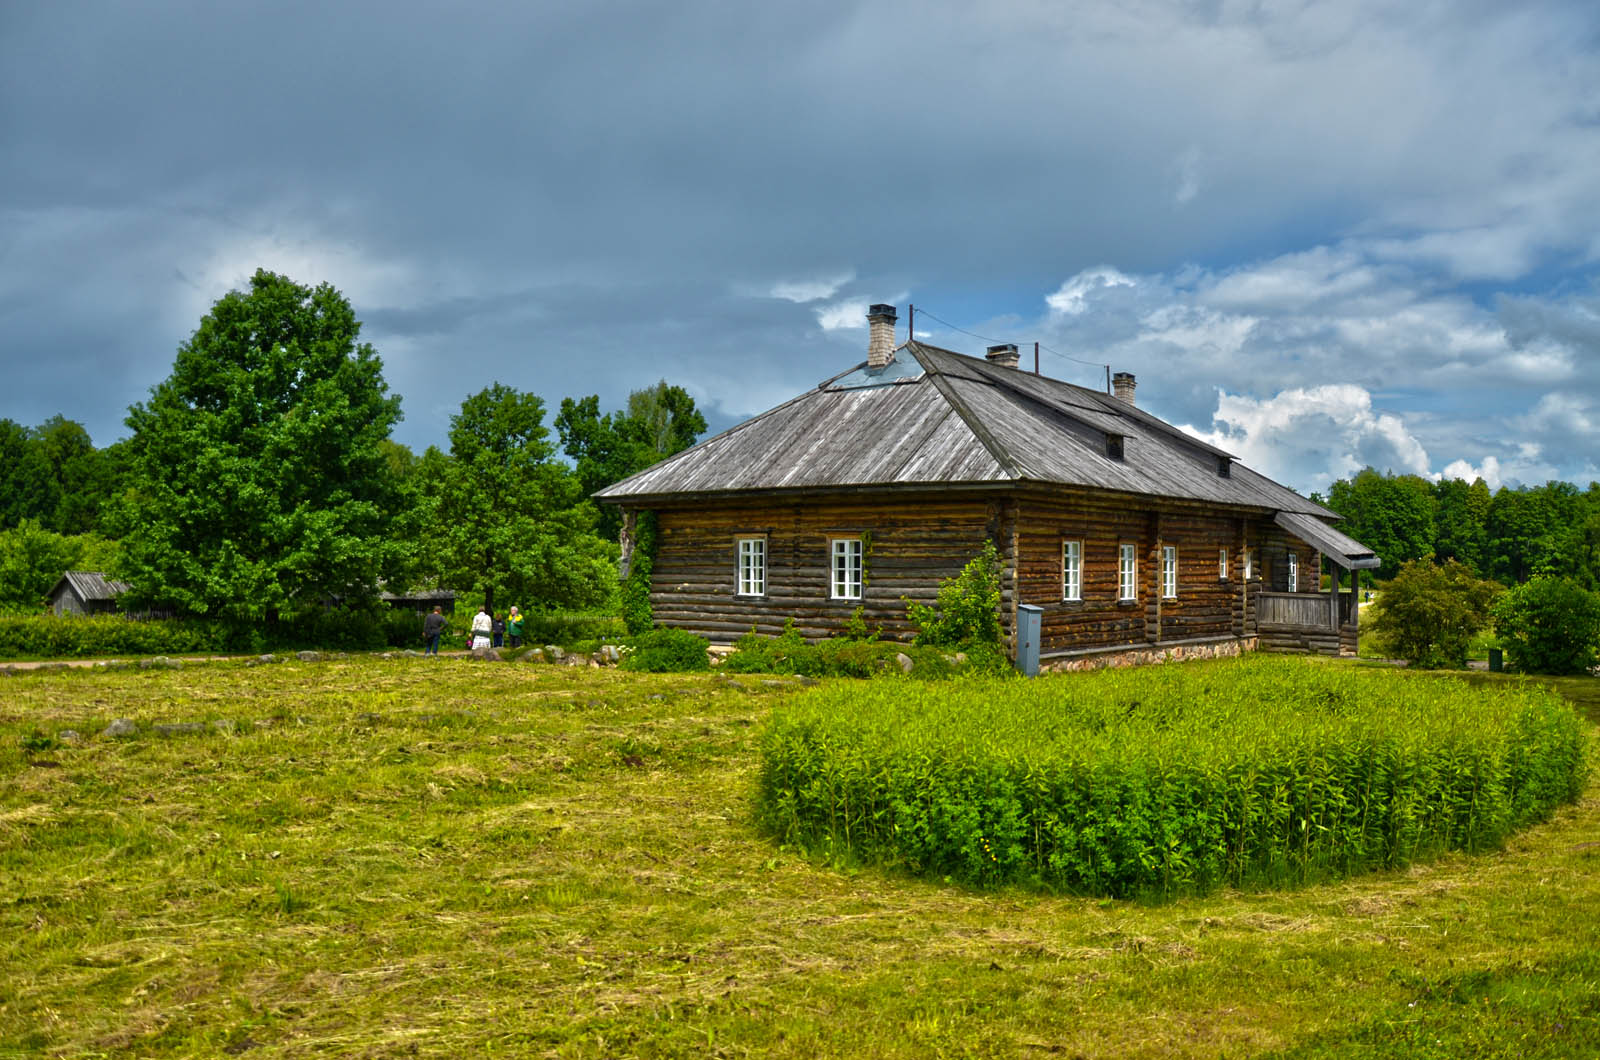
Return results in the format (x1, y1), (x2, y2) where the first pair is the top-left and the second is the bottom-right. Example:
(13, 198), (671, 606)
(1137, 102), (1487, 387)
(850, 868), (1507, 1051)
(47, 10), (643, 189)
(4, 0), (1599, 494)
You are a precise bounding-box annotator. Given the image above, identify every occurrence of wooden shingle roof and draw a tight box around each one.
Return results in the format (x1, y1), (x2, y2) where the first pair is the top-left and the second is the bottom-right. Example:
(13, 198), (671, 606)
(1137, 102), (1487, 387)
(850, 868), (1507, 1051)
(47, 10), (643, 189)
(53, 571), (131, 603)
(596, 342), (1334, 519)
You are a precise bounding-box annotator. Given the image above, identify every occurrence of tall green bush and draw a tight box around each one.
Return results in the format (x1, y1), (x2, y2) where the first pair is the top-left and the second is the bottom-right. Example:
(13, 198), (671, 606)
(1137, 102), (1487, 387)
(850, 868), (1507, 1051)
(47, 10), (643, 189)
(620, 511), (658, 635)
(1366, 558), (1499, 668)
(756, 657), (1587, 898)
(905, 541), (1002, 649)
(1493, 576), (1600, 675)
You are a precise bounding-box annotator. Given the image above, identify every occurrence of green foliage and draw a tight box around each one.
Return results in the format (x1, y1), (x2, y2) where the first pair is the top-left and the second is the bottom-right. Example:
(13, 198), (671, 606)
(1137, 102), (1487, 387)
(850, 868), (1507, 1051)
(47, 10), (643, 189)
(755, 657), (1588, 898)
(905, 541), (1002, 649)
(0, 614), (232, 658)
(620, 511), (657, 635)
(1365, 558), (1500, 669)
(518, 611), (627, 646)
(117, 270), (405, 629)
(619, 627), (710, 672)
(0, 521), (115, 613)
(416, 384), (618, 615)
(1325, 469), (1438, 581)
(1493, 576), (1600, 675)
(556, 381), (706, 540)
(722, 621), (947, 678)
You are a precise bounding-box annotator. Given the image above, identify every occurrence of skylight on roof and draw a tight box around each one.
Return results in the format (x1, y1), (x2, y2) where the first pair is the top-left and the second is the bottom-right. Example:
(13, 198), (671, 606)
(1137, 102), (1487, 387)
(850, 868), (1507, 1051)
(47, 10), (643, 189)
(827, 355), (925, 390)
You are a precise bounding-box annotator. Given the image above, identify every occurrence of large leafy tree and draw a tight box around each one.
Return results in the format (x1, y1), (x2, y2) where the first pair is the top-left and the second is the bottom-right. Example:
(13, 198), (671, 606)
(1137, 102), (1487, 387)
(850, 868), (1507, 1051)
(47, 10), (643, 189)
(0, 418), (57, 529)
(1325, 468), (1437, 579)
(419, 383), (616, 615)
(119, 269), (404, 626)
(556, 380), (707, 539)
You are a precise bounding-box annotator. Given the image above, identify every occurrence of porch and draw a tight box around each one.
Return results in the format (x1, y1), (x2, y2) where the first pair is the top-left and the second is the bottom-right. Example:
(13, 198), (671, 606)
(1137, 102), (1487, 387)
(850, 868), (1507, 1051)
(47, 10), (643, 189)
(1254, 511), (1381, 658)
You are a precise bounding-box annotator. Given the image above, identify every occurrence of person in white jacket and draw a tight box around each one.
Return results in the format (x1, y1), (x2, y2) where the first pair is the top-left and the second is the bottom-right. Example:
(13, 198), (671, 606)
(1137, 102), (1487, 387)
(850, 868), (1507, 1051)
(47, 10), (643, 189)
(470, 605), (493, 651)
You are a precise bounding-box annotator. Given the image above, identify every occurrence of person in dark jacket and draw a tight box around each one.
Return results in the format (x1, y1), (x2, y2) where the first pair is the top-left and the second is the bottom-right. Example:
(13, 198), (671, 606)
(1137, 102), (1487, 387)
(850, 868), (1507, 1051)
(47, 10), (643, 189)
(491, 611), (506, 648)
(422, 606), (447, 656)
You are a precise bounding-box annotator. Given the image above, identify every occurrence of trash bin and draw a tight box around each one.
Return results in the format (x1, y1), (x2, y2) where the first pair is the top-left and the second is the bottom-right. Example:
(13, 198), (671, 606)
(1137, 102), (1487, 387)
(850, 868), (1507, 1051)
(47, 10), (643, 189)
(1017, 604), (1042, 677)
(1489, 648), (1502, 673)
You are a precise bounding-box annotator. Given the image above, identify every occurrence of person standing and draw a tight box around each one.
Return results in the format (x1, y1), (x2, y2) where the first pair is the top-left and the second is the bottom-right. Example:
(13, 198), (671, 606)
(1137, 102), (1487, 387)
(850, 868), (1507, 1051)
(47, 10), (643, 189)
(492, 611), (506, 648)
(470, 604), (493, 651)
(422, 606), (447, 656)
(506, 606), (524, 649)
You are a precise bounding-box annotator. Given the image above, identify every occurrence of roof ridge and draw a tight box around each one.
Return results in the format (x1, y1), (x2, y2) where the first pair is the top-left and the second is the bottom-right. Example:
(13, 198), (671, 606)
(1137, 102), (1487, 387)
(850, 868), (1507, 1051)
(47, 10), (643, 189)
(911, 344), (1022, 480)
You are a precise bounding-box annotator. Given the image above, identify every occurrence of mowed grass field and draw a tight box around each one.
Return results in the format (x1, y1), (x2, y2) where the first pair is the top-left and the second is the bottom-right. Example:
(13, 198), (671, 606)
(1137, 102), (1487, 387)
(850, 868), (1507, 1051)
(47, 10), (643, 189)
(1, 657), (1597, 1059)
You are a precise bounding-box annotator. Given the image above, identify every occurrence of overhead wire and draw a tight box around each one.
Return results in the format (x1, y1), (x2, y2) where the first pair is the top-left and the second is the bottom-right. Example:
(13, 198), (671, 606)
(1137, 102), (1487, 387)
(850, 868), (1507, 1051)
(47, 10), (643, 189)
(912, 305), (1111, 383)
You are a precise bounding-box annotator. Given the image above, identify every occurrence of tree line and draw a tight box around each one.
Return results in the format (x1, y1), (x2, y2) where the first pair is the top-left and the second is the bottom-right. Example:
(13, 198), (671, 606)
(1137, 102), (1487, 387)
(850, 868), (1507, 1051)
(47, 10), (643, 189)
(0, 270), (706, 627)
(1319, 468), (1600, 588)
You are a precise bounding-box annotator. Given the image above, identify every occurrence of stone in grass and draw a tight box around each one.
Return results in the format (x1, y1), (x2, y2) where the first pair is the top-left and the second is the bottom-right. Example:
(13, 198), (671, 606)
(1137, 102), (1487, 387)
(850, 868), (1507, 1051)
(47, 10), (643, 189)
(523, 648), (546, 663)
(257, 654), (279, 664)
(154, 722), (206, 736)
(472, 648), (502, 661)
(58, 729), (83, 744)
(544, 645), (566, 662)
(296, 651), (322, 662)
(103, 718), (138, 738)
(211, 719), (238, 734)
(895, 652), (914, 674)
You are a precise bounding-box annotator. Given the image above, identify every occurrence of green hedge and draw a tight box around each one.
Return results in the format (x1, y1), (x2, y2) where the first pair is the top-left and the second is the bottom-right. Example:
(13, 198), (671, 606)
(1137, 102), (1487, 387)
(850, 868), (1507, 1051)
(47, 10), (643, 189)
(755, 656), (1589, 898)
(721, 623), (1008, 678)
(0, 614), (232, 658)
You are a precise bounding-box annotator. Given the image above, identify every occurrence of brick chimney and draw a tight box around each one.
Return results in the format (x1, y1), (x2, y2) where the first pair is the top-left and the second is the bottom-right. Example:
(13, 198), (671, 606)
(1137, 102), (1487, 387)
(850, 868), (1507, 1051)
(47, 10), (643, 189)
(1112, 371), (1136, 406)
(985, 343), (1020, 369)
(867, 304), (897, 368)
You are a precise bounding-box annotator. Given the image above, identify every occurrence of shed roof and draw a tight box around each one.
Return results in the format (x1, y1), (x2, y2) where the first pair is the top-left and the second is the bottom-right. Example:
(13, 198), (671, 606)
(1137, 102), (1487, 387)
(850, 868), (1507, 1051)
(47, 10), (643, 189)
(596, 341), (1333, 519)
(51, 571), (131, 603)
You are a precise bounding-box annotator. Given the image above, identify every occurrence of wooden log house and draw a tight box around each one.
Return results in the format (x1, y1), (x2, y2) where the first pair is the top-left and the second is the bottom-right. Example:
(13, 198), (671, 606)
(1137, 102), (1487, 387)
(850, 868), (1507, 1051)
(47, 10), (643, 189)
(596, 305), (1380, 668)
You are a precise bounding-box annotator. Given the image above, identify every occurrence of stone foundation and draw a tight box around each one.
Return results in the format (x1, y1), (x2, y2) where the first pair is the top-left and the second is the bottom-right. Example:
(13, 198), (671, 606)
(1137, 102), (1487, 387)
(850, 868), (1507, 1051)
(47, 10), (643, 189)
(1041, 636), (1257, 673)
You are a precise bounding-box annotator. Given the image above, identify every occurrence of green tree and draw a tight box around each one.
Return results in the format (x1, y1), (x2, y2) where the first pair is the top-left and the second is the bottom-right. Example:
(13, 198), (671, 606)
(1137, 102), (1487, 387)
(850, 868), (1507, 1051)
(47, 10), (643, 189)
(1432, 477), (1487, 573)
(1325, 469), (1437, 580)
(556, 380), (706, 540)
(0, 520), (83, 612)
(0, 419), (57, 529)
(419, 384), (617, 615)
(1493, 575), (1600, 675)
(118, 270), (404, 629)
(1485, 482), (1586, 585)
(1364, 558), (1499, 669)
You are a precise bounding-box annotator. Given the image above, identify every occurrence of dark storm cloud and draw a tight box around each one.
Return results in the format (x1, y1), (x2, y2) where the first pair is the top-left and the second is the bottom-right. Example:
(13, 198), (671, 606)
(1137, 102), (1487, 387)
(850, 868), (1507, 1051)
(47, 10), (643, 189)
(4, 1), (1600, 487)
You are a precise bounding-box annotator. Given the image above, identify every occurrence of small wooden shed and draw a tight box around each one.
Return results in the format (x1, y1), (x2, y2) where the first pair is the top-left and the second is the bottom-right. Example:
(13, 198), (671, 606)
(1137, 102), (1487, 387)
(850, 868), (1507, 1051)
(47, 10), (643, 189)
(47, 571), (131, 617)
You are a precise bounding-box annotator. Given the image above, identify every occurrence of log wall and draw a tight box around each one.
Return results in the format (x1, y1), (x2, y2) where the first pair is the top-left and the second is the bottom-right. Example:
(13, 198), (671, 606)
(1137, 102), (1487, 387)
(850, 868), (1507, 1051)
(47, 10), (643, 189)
(647, 494), (1013, 642)
(638, 488), (1326, 654)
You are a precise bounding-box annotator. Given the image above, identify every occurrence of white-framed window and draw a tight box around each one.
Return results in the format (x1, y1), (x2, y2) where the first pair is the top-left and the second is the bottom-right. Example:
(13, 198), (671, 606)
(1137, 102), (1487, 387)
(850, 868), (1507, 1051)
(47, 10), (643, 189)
(736, 537), (766, 597)
(1062, 540), (1082, 601)
(1118, 543), (1137, 601)
(1287, 552), (1299, 593)
(1244, 548), (1255, 580)
(830, 537), (863, 600)
(1219, 547), (1229, 580)
(1162, 545), (1177, 599)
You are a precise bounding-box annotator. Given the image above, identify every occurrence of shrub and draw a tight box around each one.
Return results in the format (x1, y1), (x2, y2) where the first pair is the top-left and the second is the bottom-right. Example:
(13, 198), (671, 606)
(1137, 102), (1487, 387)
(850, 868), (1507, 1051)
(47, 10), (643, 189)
(620, 627), (710, 672)
(1365, 558), (1499, 668)
(722, 621), (966, 678)
(520, 611), (627, 646)
(0, 614), (231, 659)
(756, 656), (1587, 898)
(620, 512), (657, 635)
(1493, 576), (1600, 675)
(905, 541), (1002, 649)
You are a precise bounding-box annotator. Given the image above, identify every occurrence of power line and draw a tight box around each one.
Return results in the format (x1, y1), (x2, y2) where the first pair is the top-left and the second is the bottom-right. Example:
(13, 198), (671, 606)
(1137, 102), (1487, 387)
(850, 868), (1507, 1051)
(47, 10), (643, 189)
(912, 305), (1110, 376)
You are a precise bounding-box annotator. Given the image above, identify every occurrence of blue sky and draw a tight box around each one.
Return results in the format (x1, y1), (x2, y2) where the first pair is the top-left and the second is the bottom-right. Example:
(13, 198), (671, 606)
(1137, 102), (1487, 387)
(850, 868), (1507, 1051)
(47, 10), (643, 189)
(4, 0), (1598, 494)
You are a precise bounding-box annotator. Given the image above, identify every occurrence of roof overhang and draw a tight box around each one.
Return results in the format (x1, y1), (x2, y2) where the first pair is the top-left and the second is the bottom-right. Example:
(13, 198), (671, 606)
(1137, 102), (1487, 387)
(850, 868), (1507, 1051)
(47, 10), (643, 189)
(1275, 511), (1382, 570)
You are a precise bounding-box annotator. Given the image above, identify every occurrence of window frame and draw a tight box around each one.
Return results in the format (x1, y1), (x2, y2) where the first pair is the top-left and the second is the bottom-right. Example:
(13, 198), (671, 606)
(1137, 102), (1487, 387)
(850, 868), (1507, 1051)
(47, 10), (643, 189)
(1218, 547), (1229, 581)
(1118, 542), (1138, 602)
(1287, 551), (1299, 593)
(735, 536), (767, 597)
(1244, 548), (1256, 581)
(1062, 539), (1082, 602)
(829, 536), (864, 601)
(1161, 544), (1177, 599)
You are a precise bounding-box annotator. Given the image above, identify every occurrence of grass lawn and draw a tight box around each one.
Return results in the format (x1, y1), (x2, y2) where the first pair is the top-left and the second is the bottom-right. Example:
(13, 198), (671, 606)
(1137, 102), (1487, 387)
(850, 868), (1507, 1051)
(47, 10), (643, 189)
(2, 657), (1597, 1058)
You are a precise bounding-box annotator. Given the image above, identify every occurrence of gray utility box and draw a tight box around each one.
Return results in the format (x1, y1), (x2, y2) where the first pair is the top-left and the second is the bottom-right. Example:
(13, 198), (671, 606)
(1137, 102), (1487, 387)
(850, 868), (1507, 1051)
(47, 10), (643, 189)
(1017, 604), (1043, 677)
